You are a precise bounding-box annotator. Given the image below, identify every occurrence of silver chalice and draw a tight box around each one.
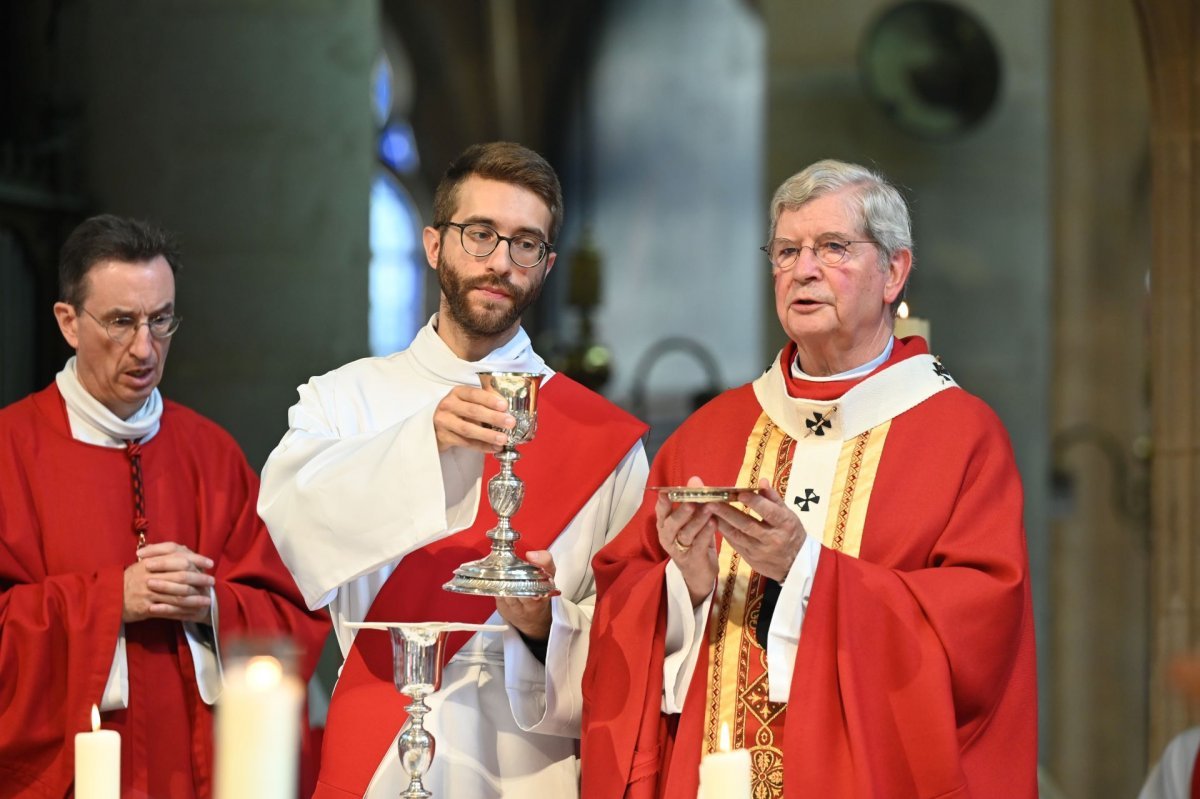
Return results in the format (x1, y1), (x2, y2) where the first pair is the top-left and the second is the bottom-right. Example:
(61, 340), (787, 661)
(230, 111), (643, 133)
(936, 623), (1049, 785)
(443, 371), (559, 598)
(346, 621), (506, 798)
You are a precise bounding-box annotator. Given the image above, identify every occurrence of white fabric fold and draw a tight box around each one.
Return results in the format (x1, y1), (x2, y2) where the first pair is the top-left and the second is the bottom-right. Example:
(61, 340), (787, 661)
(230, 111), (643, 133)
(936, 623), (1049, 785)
(55, 356), (162, 445)
(766, 535), (822, 702)
(662, 561), (713, 713)
(98, 632), (128, 711)
(1138, 726), (1200, 799)
(184, 586), (223, 705)
(260, 318), (551, 610)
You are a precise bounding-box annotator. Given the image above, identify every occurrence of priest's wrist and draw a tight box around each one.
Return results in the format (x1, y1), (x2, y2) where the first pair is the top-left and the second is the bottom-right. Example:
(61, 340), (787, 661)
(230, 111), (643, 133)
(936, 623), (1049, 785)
(762, 537), (804, 582)
(496, 597), (552, 642)
(517, 629), (549, 665)
(760, 566), (789, 583)
(686, 577), (715, 608)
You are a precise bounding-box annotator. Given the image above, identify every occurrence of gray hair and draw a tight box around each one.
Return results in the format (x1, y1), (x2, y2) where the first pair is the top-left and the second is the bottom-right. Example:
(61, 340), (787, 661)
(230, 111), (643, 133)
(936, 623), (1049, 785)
(769, 159), (913, 269)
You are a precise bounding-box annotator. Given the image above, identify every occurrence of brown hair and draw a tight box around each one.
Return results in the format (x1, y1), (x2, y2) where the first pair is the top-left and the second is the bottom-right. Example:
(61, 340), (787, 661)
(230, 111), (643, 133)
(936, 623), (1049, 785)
(59, 214), (182, 306)
(432, 142), (564, 243)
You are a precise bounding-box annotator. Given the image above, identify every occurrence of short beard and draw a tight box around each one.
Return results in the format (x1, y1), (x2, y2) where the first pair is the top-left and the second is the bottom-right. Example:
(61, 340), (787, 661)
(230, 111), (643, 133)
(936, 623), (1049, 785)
(438, 253), (544, 339)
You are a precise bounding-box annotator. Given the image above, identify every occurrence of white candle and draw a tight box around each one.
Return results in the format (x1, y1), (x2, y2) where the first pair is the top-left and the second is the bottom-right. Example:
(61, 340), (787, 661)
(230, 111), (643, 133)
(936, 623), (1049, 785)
(215, 653), (303, 799)
(75, 705), (120, 799)
(698, 723), (751, 799)
(894, 301), (931, 346)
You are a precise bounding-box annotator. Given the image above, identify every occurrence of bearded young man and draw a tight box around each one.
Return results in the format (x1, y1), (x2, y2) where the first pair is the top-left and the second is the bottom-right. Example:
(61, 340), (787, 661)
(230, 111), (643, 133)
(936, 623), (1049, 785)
(259, 142), (649, 798)
(0, 215), (329, 798)
(581, 159), (1037, 798)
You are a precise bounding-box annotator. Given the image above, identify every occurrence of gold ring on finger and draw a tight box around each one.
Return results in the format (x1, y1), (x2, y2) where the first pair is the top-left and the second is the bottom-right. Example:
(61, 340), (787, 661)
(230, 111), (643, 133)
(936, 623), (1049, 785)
(673, 538), (691, 553)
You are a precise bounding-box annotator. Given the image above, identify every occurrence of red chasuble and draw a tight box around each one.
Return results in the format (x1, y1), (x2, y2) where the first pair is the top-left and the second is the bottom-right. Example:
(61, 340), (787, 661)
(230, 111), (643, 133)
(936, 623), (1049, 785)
(315, 375), (647, 799)
(581, 338), (1038, 799)
(0, 385), (329, 799)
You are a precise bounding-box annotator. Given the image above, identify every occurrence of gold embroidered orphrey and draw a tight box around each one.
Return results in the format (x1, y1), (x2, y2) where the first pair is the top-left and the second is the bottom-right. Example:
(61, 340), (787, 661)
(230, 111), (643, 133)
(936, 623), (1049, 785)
(701, 411), (891, 798)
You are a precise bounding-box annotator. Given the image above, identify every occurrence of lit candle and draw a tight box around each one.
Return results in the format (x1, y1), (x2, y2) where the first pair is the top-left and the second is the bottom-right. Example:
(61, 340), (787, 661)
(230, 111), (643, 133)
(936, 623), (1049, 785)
(215, 652), (303, 799)
(75, 705), (120, 799)
(698, 723), (751, 799)
(893, 300), (931, 346)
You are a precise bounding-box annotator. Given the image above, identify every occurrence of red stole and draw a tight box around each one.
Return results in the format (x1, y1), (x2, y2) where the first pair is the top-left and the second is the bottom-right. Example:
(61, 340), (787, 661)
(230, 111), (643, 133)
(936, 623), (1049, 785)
(316, 376), (646, 798)
(1192, 742), (1200, 799)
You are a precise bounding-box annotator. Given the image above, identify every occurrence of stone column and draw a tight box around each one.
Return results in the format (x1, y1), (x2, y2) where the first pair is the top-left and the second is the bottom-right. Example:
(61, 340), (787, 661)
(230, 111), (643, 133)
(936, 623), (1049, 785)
(1048, 0), (1150, 793)
(80, 1), (376, 468)
(1134, 0), (1200, 759)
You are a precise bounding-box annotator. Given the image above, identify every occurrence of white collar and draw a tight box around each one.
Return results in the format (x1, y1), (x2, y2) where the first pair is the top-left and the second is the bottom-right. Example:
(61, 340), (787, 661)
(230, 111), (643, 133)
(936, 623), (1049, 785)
(756, 348), (956, 442)
(54, 356), (162, 447)
(791, 337), (894, 382)
(408, 314), (553, 386)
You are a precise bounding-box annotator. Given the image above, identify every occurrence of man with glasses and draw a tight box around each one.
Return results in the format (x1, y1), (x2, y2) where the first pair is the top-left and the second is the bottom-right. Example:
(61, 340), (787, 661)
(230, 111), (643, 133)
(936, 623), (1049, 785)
(582, 160), (1037, 798)
(0, 214), (328, 799)
(259, 141), (648, 798)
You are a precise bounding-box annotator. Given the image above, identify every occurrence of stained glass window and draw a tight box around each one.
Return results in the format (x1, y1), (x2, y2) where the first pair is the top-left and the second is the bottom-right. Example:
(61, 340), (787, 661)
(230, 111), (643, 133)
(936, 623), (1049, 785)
(368, 52), (423, 355)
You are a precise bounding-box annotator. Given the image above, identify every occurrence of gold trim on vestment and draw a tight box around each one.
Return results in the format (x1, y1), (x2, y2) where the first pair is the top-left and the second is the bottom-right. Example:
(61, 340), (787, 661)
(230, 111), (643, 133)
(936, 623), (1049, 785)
(701, 411), (892, 798)
(821, 421), (890, 558)
(704, 413), (793, 754)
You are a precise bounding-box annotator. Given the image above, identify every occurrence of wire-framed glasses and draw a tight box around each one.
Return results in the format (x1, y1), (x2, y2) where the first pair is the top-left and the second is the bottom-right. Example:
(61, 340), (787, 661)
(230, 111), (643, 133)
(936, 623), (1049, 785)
(80, 306), (182, 343)
(442, 222), (552, 268)
(760, 237), (878, 269)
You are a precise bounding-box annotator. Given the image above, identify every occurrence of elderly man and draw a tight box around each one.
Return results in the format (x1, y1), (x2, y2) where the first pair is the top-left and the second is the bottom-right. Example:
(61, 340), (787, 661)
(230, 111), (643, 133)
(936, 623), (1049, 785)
(581, 159), (1037, 798)
(258, 142), (648, 798)
(0, 215), (329, 799)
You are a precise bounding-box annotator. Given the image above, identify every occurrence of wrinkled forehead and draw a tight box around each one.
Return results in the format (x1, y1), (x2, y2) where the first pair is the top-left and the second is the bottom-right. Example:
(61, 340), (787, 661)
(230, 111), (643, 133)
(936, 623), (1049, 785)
(772, 188), (865, 239)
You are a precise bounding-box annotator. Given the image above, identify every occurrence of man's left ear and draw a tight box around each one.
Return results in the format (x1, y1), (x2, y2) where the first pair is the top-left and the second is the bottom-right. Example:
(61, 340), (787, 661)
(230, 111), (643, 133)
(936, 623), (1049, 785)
(543, 251), (557, 277)
(422, 226), (442, 271)
(884, 249), (913, 306)
(52, 301), (80, 349)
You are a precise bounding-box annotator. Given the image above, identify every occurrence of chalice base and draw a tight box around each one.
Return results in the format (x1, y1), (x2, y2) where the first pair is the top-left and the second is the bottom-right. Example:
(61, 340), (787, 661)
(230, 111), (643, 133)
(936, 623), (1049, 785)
(402, 783), (431, 799)
(443, 550), (560, 598)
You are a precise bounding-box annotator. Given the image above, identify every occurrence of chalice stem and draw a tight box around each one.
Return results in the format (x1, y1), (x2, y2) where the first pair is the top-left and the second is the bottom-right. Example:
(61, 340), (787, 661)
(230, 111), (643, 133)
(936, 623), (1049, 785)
(484, 446), (523, 552)
(399, 697), (433, 798)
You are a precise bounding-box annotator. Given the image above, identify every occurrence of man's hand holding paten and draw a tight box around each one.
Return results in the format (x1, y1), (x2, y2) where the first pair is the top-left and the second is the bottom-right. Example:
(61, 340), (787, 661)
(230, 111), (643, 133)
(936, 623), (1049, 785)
(707, 478), (807, 582)
(657, 476), (720, 607)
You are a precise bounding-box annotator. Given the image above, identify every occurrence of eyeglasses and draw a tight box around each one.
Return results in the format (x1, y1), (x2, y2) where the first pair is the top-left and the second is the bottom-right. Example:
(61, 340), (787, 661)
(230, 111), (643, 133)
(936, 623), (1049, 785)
(760, 237), (878, 269)
(80, 306), (182, 343)
(441, 222), (553, 268)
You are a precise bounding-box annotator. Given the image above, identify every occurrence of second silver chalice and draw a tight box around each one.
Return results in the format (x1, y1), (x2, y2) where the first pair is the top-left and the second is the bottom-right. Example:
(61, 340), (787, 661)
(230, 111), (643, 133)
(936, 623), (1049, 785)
(346, 621), (506, 798)
(443, 371), (559, 598)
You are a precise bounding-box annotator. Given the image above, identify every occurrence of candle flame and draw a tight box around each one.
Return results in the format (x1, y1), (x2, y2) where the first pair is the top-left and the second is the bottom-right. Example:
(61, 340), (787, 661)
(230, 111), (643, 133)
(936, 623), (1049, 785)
(897, 301), (911, 319)
(90, 704), (101, 732)
(719, 722), (731, 752)
(245, 655), (284, 689)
